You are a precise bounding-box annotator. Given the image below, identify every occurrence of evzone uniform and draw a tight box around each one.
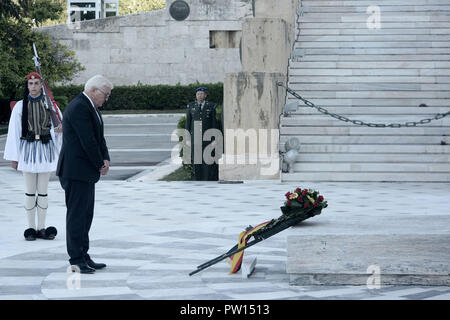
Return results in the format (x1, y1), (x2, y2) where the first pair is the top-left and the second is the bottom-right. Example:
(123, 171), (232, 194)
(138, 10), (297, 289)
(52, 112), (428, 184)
(3, 73), (62, 240)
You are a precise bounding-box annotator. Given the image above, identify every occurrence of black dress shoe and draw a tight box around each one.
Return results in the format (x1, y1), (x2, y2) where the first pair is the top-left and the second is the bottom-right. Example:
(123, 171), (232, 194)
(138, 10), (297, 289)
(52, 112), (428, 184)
(71, 263), (95, 274)
(86, 259), (106, 270)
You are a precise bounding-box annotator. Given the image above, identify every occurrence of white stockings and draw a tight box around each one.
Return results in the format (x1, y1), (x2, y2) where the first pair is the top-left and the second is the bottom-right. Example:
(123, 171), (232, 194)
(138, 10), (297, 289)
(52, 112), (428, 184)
(23, 172), (50, 230)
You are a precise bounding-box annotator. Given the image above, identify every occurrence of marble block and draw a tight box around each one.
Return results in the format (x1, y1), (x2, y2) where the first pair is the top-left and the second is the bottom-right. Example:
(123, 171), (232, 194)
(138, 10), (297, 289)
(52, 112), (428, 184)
(287, 234), (450, 286)
(242, 256), (257, 279)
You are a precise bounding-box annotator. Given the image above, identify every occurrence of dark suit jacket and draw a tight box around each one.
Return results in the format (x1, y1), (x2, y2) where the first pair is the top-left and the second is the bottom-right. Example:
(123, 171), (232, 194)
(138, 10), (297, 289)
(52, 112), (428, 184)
(56, 93), (110, 184)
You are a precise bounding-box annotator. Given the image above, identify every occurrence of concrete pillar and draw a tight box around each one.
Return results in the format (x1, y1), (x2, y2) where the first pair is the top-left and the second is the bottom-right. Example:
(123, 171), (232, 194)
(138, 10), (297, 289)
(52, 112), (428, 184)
(254, 0), (299, 47)
(219, 72), (286, 180)
(219, 0), (298, 180)
(241, 18), (290, 74)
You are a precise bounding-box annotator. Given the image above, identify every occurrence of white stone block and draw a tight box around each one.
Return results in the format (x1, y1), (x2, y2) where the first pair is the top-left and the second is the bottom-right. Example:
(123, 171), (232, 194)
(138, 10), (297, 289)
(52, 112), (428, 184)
(287, 234), (450, 285)
(144, 63), (169, 78)
(187, 25), (209, 37)
(122, 27), (137, 47)
(193, 38), (210, 48)
(168, 25), (190, 37)
(108, 33), (125, 49)
(119, 10), (167, 27)
(208, 20), (243, 30)
(110, 48), (133, 64)
(154, 48), (186, 64)
(241, 256), (257, 278)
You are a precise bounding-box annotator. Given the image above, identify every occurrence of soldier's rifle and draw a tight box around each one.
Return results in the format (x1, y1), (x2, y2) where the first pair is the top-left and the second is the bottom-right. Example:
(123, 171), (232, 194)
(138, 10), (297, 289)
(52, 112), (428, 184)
(31, 43), (62, 128)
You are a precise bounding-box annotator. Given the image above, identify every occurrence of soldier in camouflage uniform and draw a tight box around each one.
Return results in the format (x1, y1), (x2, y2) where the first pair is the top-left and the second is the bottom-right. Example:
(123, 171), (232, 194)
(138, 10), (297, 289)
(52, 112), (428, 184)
(186, 87), (221, 181)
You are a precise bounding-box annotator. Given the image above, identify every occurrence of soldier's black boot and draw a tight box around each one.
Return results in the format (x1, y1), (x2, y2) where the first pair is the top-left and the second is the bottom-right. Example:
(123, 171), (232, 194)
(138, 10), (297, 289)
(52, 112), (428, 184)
(24, 228), (37, 241)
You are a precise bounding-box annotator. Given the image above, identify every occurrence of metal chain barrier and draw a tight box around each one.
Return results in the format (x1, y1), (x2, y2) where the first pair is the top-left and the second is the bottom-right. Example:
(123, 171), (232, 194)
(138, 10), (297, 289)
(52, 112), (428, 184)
(277, 82), (450, 128)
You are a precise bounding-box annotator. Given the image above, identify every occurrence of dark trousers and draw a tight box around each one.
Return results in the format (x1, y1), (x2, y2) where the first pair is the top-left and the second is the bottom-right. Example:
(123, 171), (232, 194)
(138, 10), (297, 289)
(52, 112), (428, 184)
(193, 163), (218, 181)
(59, 177), (95, 265)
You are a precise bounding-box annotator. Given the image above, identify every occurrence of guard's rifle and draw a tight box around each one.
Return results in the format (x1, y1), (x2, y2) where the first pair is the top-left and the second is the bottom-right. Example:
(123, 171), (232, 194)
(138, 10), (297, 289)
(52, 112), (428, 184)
(31, 43), (62, 128)
(189, 208), (319, 276)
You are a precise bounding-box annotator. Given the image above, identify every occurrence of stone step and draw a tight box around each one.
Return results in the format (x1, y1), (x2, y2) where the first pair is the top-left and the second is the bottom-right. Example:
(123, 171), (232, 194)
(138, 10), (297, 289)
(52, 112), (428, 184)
(297, 35), (450, 42)
(299, 28), (450, 35)
(291, 61), (450, 68)
(287, 234), (450, 285)
(289, 162), (450, 172)
(287, 96), (450, 106)
(299, 22), (450, 29)
(295, 54), (450, 61)
(289, 68), (450, 76)
(282, 152), (450, 163)
(284, 98), (450, 107)
(287, 83), (450, 91)
(281, 117), (450, 127)
(280, 143), (450, 153)
(286, 106), (450, 115)
(281, 126), (450, 135)
(296, 47), (450, 55)
(299, 12), (450, 23)
(303, 5), (450, 13)
(283, 113), (450, 120)
(302, 0), (450, 6)
(295, 41), (450, 48)
(288, 75), (450, 83)
(283, 90), (450, 99)
(280, 135), (449, 145)
(281, 171), (450, 181)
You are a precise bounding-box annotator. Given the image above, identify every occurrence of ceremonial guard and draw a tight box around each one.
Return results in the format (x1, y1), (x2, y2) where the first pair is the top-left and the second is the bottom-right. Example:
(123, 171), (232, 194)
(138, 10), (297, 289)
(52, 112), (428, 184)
(3, 72), (62, 241)
(186, 87), (222, 181)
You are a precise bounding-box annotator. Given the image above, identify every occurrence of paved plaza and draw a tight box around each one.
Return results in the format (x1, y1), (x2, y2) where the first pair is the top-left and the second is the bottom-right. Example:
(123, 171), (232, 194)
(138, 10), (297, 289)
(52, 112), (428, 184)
(0, 114), (449, 300)
(0, 166), (449, 300)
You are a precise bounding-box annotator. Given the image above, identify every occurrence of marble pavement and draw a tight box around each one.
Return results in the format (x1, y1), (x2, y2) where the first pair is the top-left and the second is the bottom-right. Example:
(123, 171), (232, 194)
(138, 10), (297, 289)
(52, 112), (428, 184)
(0, 164), (449, 300)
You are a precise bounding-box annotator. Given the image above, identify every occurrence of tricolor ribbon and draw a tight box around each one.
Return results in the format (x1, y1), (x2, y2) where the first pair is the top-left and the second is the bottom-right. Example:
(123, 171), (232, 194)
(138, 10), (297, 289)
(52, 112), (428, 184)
(228, 221), (271, 274)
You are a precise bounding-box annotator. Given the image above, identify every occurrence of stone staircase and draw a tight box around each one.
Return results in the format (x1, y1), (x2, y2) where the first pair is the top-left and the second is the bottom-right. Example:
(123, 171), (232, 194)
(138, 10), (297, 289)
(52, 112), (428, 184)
(280, 0), (450, 182)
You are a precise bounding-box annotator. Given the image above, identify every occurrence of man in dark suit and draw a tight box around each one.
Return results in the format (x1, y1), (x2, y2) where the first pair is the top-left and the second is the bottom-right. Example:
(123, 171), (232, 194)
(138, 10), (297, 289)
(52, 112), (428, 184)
(186, 87), (222, 181)
(57, 75), (113, 274)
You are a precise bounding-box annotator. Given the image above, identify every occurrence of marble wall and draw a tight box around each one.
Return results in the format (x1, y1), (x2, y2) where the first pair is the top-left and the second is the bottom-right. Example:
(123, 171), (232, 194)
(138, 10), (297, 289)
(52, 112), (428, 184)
(40, 0), (254, 85)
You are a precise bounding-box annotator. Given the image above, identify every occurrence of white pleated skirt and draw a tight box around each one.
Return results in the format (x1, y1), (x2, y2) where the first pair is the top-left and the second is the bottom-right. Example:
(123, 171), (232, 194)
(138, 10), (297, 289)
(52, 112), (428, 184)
(17, 139), (58, 173)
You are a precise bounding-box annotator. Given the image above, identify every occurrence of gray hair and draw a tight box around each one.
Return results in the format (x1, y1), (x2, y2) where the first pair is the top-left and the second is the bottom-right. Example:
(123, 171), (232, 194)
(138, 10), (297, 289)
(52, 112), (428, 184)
(84, 75), (114, 92)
